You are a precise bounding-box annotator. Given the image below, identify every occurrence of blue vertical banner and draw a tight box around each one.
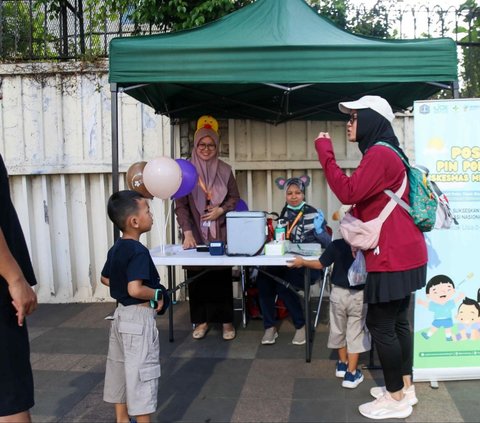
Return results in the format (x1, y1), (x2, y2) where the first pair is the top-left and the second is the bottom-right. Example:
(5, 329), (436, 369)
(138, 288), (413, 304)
(413, 99), (480, 382)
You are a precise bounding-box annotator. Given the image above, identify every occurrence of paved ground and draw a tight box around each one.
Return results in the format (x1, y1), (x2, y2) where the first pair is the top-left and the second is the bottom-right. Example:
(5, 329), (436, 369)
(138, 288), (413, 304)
(28, 300), (479, 422)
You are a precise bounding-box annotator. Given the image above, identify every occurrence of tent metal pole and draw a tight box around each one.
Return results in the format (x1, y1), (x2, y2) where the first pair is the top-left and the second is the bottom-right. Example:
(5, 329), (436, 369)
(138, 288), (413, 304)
(263, 82), (313, 91)
(168, 120), (177, 338)
(426, 81), (455, 91)
(169, 120), (177, 276)
(110, 82), (120, 241)
(452, 80), (459, 98)
(121, 83), (150, 92)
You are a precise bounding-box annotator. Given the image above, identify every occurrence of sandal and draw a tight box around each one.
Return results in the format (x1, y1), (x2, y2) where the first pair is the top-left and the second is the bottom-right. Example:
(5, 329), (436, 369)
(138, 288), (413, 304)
(192, 324), (209, 340)
(222, 325), (236, 341)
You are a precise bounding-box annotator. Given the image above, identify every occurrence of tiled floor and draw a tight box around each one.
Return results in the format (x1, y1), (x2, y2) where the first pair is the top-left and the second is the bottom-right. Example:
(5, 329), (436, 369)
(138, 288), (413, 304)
(27, 301), (480, 422)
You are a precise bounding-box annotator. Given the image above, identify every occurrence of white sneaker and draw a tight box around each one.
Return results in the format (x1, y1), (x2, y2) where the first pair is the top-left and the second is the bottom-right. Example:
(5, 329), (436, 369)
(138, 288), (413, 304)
(335, 361), (348, 378)
(292, 326), (306, 345)
(359, 391), (413, 420)
(370, 385), (418, 406)
(261, 327), (278, 345)
(342, 370), (364, 389)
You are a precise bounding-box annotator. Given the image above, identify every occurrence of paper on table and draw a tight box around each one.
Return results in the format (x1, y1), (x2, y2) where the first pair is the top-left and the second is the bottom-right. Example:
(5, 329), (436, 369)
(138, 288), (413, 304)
(150, 244), (184, 256)
(286, 243), (322, 256)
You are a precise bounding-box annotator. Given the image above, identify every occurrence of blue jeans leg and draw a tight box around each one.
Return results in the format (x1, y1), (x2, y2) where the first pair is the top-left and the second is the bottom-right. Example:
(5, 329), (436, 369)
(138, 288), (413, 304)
(257, 266), (317, 330)
(277, 269), (305, 329)
(257, 271), (278, 329)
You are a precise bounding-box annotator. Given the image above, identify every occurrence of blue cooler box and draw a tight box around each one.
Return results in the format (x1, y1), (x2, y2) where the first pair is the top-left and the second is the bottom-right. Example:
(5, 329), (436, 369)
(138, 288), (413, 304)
(226, 211), (267, 256)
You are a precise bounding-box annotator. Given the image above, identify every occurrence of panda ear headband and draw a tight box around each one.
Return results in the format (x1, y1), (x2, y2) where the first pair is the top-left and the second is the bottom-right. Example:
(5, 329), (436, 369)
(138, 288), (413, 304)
(274, 175), (311, 192)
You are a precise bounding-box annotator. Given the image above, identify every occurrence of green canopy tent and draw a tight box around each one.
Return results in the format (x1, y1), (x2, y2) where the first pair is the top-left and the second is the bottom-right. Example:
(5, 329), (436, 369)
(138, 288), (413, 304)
(108, 0), (458, 343)
(108, 0), (458, 192)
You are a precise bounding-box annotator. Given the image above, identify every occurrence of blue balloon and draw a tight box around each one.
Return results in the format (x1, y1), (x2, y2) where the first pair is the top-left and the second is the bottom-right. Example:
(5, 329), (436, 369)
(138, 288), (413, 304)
(171, 159), (198, 200)
(235, 199), (249, 211)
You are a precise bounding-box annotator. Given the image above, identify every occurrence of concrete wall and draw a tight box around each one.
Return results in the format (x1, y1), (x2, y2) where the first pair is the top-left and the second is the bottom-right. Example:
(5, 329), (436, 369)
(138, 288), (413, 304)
(0, 62), (415, 303)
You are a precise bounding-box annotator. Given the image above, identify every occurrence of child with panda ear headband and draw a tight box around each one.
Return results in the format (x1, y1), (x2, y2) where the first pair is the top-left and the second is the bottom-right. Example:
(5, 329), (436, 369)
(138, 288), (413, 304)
(255, 175), (332, 347)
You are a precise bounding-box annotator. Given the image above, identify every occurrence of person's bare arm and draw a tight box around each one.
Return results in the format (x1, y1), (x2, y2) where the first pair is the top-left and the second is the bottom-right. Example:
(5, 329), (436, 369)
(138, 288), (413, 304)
(182, 231), (197, 249)
(175, 195), (195, 245)
(100, 276), (110, 287)
(127, 280), (164, 312)
(0, 228), (37, 326)
(286, 256), (323, 270)
(416, 298), (429, 308)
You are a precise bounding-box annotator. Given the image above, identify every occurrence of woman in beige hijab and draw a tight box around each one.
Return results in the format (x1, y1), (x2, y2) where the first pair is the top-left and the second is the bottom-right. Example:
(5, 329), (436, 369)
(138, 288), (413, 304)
(175, 117), (240, 341)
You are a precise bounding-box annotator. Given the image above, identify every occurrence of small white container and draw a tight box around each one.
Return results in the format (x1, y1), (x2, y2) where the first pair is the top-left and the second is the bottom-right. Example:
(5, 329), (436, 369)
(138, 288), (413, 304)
(264, 240), (288, 256)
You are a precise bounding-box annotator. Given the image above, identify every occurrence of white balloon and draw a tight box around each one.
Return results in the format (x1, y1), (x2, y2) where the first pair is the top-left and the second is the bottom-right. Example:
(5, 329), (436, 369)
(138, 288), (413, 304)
(143, 156), (182, 199)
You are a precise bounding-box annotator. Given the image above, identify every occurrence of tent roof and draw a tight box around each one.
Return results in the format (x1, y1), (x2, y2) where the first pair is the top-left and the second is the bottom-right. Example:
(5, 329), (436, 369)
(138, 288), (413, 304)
(109, 0), (458, 123)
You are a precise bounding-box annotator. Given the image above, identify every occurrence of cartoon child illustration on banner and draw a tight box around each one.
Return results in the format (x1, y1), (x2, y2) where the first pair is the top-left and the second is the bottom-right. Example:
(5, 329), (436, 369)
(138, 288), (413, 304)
(454, 297), (480, 341)
(417, 274), (465, 342)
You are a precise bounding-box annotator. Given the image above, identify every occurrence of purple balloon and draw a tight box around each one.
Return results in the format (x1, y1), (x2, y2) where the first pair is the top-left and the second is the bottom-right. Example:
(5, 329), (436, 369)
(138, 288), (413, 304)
(235, 199), (249, 211)
(171, 159), (198, 200)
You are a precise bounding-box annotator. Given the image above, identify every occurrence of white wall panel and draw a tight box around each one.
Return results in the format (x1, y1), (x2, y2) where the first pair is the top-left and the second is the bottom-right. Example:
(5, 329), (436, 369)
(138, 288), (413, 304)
(49, 174), (74, 301)
(0, 62), (415, 303)
(227, 117), (413, 243)
(31, 175), (56, 300)
(87, 173), (111, 299)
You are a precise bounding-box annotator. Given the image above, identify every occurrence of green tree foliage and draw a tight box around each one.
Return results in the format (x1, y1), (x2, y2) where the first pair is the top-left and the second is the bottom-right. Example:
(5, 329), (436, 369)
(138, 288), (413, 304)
(1, 1), (31, 57)
(38, 0), (253, 34)
(0, 0), (51, 59)
(145, 0), (253, 31)
(3, 0), (478, 98)
(310, 0), (349, 29)
(457, 0), (480, 97)
(308, 0), (394, 38)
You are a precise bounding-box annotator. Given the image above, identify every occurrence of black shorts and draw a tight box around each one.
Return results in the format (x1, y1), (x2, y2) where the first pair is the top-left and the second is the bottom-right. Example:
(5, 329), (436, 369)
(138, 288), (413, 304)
(0, 292), (34, 416)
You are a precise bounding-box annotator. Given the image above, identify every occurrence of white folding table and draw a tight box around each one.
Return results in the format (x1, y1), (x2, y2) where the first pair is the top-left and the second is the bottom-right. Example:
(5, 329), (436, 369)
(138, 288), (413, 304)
(150, 245), (321, 362)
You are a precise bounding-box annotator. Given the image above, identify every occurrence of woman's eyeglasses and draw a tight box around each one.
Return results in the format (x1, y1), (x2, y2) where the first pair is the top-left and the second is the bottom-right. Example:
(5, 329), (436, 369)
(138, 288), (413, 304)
(197, 143), (216, 151)
(348, 114), (358, 125)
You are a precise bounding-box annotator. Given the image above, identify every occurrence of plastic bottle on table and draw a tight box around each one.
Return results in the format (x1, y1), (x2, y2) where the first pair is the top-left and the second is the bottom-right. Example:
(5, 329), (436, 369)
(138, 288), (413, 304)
(274, 219), (287, 241)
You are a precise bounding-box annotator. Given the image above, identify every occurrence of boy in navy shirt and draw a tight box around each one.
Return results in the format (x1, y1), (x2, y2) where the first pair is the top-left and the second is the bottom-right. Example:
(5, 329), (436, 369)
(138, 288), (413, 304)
(101, 190), (169, 423)
(287, 206), (370, 389)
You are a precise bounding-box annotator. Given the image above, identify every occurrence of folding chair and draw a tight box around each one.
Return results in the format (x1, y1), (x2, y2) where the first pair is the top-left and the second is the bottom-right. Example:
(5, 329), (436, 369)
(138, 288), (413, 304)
(314, 263), (332, 327)
(233, 265), (249, 328)
(313, 225), (333, 328)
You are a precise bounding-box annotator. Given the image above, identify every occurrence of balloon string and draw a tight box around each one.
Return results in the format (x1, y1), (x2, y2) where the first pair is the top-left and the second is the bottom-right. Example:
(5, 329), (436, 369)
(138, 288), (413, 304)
(151, 199), (164, 254)
(150, 199), (173, 255)
(164, 200), (172, 249)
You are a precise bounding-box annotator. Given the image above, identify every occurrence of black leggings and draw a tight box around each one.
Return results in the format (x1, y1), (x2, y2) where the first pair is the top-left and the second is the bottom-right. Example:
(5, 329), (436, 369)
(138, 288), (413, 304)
(187, 267), (234, 324)
(366, 296), (412, 393)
